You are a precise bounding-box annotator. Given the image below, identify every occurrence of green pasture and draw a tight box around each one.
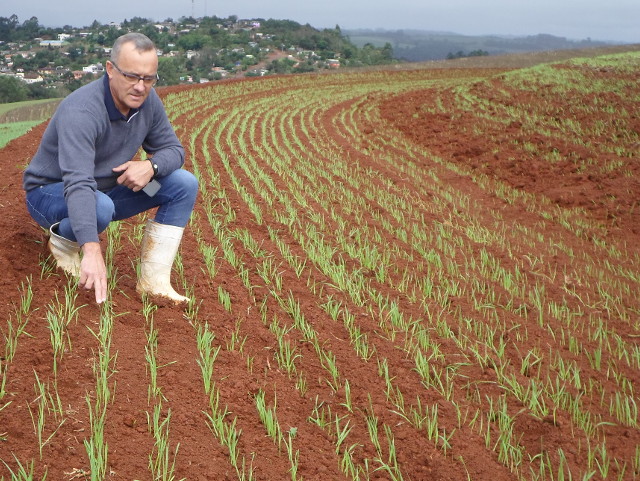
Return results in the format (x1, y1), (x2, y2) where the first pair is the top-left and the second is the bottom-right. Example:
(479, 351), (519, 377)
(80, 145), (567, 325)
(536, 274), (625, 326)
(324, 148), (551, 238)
(0, 98), (60, 148)
(0, 120), (43, 148)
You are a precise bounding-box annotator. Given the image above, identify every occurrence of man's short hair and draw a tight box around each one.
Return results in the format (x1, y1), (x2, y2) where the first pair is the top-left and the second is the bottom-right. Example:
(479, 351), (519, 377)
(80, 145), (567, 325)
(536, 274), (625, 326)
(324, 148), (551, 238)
(111, 33), (156, 62)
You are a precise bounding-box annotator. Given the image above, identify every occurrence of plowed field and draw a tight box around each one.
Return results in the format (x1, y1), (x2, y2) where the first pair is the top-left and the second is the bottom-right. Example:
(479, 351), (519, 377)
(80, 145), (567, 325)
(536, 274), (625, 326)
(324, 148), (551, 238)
(1, 49), (639, 480)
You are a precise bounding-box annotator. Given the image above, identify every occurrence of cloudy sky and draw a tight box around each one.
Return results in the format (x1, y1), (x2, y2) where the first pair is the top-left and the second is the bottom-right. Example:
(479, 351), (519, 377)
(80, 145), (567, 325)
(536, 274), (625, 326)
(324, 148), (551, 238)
(5, 0), (640, 43)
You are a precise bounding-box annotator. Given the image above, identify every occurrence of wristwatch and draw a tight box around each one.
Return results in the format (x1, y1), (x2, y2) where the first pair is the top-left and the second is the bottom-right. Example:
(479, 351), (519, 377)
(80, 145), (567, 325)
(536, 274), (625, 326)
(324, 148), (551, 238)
(150, 160), (159, 178)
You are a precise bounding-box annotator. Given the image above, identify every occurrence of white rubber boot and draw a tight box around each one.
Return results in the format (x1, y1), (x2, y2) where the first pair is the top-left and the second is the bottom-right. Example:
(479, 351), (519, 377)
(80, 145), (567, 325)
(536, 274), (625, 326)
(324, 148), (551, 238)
(136, 219), (189, 303)
(48, 222), (81, 276)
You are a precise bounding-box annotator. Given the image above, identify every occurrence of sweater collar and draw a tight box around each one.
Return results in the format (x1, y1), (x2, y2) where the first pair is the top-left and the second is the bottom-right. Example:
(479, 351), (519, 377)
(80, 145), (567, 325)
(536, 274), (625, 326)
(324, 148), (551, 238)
(103, 74), (142, 121)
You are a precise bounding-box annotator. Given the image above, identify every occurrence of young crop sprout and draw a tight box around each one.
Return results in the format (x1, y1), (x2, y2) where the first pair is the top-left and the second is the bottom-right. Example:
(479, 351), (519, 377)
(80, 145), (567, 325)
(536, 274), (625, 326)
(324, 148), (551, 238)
(147, 403), (182, 481)
(84, 301), (116, 479)
(226, 318), (248, 352)
(270, 317), (302, 378)
(27, 370), (66, 459)
(1, 455), (48, 481)
(145, 318), (163, 402)
(183, 289), (201, 323)
(254, 389), (283, 450)
(218, 286), (232, 312)
(205, 384), (256, 480)
(84, 392), (108, 480)
(196, 323), (220, 395)
(284, 428), (301, 481)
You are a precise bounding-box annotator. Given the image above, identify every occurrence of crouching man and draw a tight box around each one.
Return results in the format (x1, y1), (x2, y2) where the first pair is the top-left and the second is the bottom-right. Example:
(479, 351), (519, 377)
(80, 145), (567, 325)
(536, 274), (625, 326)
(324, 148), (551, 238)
(23, 32), (198, 304)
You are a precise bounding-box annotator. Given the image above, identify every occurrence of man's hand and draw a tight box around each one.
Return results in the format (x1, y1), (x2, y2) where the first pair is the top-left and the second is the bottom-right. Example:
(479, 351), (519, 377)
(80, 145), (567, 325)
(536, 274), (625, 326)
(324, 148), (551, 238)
(79, 242), (108, 304)
(113, 160), (154, 192)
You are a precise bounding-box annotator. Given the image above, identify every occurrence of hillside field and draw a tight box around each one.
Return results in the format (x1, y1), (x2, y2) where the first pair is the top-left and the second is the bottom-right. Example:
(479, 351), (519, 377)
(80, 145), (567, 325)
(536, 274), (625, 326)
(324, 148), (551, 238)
(0, 49), (639, 480)
(0, 99), (61, 149)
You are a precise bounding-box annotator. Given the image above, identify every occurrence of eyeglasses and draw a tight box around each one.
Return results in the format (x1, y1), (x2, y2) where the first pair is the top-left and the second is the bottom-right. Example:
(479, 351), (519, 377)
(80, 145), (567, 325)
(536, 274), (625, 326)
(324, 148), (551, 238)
(110, 61), (159, 86)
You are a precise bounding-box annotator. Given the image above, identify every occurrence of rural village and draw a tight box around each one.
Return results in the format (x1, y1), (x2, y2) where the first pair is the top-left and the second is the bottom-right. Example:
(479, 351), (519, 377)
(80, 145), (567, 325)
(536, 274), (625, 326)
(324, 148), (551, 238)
(0, 15), (392, 101)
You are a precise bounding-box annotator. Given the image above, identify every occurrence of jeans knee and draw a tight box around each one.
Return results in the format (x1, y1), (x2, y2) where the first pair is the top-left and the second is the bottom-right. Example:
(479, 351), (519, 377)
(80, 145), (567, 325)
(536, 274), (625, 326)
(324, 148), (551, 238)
(176, 170), (199, 198)
(95, 193), (115, 232)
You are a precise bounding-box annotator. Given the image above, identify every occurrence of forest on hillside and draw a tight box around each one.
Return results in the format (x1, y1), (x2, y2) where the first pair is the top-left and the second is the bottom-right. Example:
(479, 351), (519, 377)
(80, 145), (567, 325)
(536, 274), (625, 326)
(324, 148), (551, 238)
(345, 29), (617, 61)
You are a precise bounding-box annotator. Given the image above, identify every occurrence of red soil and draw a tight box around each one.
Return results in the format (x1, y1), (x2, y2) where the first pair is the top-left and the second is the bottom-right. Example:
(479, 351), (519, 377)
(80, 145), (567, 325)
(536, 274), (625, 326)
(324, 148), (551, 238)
(0, 54), (639, 481)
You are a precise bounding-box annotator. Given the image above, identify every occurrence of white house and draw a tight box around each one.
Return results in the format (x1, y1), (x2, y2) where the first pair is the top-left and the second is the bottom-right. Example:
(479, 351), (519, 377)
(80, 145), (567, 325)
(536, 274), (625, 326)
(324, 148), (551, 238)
(22, 73), (44, 84)
(39, 40), (65, 48)
(82, 63), (104, 74)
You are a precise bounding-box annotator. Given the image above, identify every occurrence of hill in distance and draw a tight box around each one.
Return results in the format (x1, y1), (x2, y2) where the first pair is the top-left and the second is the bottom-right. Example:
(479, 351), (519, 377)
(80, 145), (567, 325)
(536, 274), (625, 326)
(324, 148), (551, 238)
(344, 29), (623, 61)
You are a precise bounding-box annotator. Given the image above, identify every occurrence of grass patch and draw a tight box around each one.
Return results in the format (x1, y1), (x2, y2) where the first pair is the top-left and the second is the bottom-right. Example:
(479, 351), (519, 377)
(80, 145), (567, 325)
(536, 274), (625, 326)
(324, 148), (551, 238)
(0, 98), (59, 148)
(0, 120), (43, 148)
(0, 98), (60, 119)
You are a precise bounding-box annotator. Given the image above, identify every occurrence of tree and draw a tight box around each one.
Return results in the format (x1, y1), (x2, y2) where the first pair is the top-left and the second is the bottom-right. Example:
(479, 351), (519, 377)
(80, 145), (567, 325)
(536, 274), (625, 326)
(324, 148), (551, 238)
(140, 24), (159, 43)
(26, 82), (52, 100)
(67, 45), (85, 61)
(0, 75), (28, 103)
(123, 17), (152, 29)
(0, 15), (19, 41)
(34, 49), (58, 67)
(381, 42), (394, 61)
(19, 16), (40, 40)
(104, 26), (122, 45)
(157, 57), (184, 86)
(177, 32), (209, 51)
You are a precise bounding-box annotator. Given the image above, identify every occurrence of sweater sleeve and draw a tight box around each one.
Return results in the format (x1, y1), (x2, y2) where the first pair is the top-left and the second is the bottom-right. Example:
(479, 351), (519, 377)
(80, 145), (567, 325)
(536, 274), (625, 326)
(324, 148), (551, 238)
(141, 90), (185, 176)
(58, 105), (103, 246)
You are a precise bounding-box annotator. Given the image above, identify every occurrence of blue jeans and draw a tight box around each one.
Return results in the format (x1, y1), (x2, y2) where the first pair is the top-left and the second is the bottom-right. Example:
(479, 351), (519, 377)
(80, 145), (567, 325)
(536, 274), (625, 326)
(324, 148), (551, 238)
(26, 169), (198, 242)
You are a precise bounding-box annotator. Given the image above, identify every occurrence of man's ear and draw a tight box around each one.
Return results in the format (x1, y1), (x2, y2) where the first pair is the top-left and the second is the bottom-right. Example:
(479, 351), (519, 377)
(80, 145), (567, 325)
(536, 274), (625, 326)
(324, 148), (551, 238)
(105, 60), (114, 79)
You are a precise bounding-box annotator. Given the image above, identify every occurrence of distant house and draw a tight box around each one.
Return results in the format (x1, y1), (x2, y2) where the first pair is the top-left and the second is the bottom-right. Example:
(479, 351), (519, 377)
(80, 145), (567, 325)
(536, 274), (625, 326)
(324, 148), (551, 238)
(19, 72), (44, 84)
(327, 59), (340, 69)
(82, 63), (104, 74)
(154, 23), (175, 34)
(238, 20), (260, 29)
(38, 66), (56, 76)
(40, 40), (65, 48)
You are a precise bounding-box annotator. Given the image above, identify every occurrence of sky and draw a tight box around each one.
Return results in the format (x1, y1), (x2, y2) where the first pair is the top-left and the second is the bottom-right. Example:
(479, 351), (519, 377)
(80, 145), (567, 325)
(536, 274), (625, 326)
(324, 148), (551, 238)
(5, 0), (640, 44)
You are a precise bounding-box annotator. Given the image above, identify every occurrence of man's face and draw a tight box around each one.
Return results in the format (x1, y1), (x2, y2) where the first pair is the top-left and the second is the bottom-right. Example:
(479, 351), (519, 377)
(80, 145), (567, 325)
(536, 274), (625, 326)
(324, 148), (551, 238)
(106, 42), (158, 115)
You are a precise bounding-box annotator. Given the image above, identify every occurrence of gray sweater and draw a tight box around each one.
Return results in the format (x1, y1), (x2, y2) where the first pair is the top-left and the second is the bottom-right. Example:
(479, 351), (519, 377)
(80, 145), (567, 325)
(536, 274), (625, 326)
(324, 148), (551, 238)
(23, 75), (185, 246)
